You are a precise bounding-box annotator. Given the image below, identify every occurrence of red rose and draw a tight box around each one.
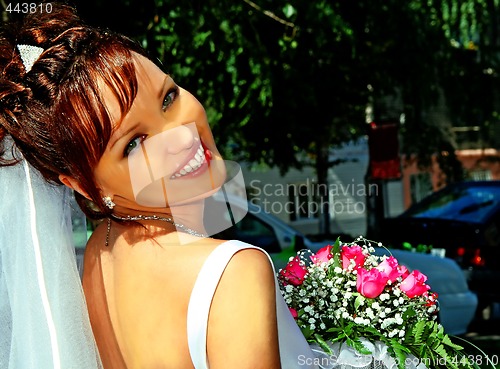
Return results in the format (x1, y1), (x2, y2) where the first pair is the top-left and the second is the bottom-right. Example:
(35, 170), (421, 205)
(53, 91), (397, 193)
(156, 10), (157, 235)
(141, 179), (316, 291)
(376, 256), (406, 282)
(400, 270), (431, 298)
(279, 256), (308, 286)
(311, 245), (333, 264)
(341, 245), (366, 270)
(424, 291), (439, 306)
(356, 267), (389, 298)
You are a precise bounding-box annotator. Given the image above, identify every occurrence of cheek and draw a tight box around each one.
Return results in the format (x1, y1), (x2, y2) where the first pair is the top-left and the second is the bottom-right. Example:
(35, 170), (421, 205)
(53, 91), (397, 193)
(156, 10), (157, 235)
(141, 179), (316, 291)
(94, 157), (134, 196)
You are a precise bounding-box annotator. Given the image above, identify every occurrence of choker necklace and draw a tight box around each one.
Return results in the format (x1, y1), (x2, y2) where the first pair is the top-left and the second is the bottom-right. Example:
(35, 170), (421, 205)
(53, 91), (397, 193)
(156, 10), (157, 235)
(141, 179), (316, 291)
(105, 214), (208, 247)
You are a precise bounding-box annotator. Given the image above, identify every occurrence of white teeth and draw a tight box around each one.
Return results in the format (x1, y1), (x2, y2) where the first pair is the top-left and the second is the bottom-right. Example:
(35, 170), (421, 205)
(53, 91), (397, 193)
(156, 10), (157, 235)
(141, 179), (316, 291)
(170, 145), (207, 179)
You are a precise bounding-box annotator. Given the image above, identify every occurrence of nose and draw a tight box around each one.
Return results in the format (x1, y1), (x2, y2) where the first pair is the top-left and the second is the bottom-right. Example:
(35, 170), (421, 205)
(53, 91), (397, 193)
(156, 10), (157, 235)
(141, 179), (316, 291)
(161, 124), (195, 154)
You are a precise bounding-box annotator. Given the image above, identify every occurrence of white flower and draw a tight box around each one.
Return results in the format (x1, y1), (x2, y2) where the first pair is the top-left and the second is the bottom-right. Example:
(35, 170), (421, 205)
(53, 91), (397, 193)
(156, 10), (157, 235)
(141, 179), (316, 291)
(354, 317), (365, 325)
(365, 307), (374, 319)
(379, 293), (390, 301)
(388, 329), (399, 338)
(395, 314), (403, 325)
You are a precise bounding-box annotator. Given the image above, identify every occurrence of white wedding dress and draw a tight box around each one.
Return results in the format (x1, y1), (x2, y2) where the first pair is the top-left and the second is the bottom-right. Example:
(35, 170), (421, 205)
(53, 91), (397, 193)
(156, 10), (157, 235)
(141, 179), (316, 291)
(187, 240), (319, 369)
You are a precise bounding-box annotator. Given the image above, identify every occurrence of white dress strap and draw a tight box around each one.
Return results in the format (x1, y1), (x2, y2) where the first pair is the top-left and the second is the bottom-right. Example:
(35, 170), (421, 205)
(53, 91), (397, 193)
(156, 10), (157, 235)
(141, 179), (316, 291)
(187, 240), (249, 369)
(187, 240), (318, 369)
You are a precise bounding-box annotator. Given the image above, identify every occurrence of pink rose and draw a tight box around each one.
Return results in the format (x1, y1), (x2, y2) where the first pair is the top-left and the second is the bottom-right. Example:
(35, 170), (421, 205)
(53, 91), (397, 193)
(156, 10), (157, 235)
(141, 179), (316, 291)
(311, 245), (333, 264)
(279, 256), (308, 286)
(289, 307), (298, 319)
(341, 245), (365, 270)
(400, 270), (431, 298)
(376, 256), (406, 282)
(356, 268), (389, 298)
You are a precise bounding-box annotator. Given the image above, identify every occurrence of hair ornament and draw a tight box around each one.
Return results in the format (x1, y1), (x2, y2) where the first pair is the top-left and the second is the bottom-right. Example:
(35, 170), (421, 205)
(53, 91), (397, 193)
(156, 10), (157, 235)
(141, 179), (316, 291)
(17, 44), (44, 73)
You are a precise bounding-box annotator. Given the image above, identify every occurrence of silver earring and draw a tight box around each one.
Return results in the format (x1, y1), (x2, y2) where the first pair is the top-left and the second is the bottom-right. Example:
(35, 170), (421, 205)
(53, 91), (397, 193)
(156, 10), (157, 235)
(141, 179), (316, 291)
(102, 196), (115, 210)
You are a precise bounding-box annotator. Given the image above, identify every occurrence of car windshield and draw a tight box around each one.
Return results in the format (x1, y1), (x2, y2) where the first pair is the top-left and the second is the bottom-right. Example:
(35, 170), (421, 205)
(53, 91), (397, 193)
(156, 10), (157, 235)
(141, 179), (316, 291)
(403, 183), (500, 223)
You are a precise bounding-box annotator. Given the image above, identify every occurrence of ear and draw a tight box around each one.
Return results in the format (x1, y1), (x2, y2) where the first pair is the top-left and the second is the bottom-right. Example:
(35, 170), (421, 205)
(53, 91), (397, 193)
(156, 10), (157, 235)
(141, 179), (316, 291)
(59, 174), (92, 201)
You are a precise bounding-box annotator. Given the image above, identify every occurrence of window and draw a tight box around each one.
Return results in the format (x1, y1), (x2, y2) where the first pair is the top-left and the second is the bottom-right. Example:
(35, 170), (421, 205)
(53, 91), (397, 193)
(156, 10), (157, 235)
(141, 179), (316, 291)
(470, 170), (492, 181)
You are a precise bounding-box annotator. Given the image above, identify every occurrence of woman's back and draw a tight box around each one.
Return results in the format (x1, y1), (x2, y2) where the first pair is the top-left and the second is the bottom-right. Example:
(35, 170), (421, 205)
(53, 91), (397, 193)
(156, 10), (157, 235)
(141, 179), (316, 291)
(82, 221), (282, 369)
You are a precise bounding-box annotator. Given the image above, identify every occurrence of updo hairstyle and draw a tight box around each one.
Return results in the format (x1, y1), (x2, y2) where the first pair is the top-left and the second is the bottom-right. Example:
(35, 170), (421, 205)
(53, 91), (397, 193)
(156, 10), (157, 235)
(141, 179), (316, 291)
(0, 2), (149, 219)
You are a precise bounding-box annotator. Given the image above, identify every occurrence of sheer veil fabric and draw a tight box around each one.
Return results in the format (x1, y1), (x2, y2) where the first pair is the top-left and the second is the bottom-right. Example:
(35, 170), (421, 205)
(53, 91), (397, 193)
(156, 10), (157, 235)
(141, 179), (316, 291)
(0, 145), (102, 368)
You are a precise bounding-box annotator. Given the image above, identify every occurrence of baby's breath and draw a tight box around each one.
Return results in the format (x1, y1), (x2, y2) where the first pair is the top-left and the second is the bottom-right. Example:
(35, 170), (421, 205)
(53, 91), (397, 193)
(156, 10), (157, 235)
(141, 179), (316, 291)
(278, 238), (439, 346)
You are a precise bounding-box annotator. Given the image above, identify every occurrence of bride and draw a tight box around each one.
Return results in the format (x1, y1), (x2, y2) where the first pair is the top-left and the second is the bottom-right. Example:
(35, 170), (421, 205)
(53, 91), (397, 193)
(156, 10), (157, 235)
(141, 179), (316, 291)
(0, 2), (317, 368)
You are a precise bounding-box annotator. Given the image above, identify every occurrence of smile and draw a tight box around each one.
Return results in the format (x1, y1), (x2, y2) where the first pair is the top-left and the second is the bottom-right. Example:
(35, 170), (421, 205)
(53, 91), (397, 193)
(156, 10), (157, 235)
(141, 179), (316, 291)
(169, 141), (211, 179)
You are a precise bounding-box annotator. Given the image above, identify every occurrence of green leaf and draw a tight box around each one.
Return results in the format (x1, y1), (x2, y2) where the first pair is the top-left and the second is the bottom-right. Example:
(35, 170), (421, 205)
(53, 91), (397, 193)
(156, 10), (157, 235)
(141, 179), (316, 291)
(301, 325), (313, 339)
(314, 333), (334, 355)
(332, 237), (341, 269)
(282, 4), (296, 19)
(354, 294), (365, 311)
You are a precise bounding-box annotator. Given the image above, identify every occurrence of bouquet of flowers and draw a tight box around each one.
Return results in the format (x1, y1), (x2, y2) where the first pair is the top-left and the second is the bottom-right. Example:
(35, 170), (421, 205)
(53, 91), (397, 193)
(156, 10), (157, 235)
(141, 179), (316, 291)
(278, 237), (479, 369)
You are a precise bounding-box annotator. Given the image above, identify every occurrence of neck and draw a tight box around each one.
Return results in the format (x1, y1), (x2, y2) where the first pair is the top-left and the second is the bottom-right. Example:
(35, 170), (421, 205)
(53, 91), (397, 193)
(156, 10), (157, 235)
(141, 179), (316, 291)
(112, 199), (207, 235)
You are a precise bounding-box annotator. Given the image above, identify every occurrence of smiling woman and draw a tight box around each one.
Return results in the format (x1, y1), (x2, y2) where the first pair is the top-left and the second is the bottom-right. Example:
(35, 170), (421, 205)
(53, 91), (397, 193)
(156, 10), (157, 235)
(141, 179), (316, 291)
(0, 2), (318, 369)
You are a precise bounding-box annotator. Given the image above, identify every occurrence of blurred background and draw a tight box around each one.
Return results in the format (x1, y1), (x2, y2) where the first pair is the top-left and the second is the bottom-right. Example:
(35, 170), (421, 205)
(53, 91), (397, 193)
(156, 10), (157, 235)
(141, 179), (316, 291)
(48, 0), (500, 239)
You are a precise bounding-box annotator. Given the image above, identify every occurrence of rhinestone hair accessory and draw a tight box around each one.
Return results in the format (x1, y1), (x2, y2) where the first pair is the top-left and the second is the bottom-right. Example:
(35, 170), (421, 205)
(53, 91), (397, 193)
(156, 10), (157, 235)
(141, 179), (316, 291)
(17, 44), (44, 73)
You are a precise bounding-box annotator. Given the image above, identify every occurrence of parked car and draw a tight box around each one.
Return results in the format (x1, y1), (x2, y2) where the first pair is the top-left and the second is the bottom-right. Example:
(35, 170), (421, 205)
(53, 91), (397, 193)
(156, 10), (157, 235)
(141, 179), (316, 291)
(203, 192), (334, 270)
(206, 192), (477, 334)
(74, 190), (478, 334)
(380, 180), (500, 316)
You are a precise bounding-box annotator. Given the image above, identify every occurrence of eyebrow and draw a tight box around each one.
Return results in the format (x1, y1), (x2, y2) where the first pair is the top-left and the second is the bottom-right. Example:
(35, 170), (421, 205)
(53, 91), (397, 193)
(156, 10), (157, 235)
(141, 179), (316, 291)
(108, 75), (171, 150)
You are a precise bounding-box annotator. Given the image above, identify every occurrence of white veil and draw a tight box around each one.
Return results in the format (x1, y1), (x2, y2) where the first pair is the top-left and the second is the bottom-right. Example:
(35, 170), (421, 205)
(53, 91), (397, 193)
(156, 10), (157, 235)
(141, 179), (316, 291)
(0, 146), (102, 368)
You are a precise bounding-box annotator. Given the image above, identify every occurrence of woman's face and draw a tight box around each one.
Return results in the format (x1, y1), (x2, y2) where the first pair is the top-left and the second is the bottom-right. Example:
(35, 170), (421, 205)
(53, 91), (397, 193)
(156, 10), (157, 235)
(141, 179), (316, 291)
(93, 54), (225, 213)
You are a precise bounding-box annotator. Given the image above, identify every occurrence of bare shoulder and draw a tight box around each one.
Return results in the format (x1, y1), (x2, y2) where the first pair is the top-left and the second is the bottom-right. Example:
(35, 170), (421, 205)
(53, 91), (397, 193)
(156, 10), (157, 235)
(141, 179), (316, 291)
(207, 246), (280, 368)
(224, 247), (276, 285)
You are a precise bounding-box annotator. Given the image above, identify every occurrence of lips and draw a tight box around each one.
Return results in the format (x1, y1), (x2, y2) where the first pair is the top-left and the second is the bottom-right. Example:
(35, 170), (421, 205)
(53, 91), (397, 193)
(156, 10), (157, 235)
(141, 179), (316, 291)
(169, 139), (213, 179)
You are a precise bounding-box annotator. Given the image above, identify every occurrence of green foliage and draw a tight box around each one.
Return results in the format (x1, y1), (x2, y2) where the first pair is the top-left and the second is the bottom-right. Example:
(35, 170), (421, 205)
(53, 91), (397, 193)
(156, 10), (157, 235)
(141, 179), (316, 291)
(315, 318), (477, 369)
(403, 320), (479, 369)
(69, 0), (500, 175)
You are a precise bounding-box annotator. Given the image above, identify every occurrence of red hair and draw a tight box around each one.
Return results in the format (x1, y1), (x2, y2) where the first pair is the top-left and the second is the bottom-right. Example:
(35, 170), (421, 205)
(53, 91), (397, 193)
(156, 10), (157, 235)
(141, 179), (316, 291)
(0, 2), (149, 218)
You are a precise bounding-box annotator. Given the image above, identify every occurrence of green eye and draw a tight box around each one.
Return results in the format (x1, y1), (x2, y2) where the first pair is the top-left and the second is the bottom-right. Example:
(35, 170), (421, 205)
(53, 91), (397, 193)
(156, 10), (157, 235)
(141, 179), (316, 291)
(124, 136), (145, 157)
(162, 86), (179, 112)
